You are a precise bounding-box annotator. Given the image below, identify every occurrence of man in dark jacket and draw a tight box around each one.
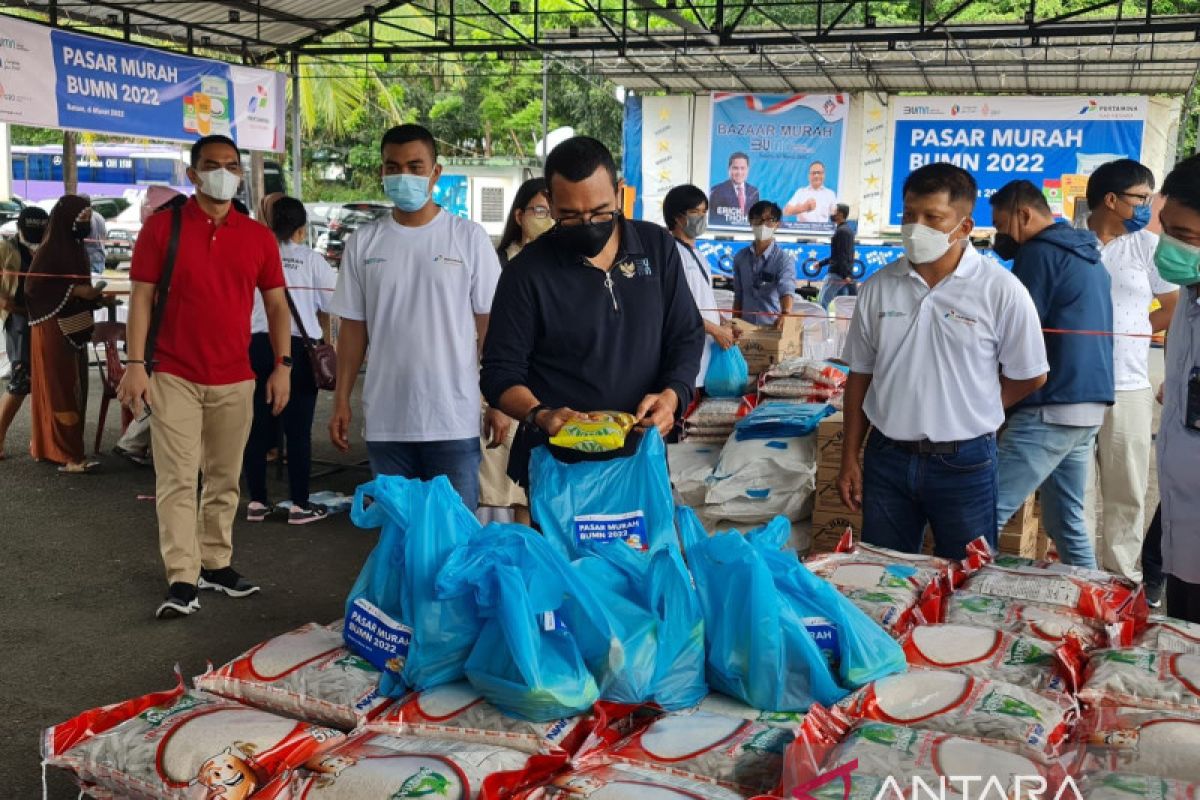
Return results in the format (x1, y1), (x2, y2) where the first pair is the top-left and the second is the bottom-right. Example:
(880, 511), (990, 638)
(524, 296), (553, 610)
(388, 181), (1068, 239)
(481, 136), (704, 486)
(990, 180), (1115, 568)
(819, 203), (857, 307)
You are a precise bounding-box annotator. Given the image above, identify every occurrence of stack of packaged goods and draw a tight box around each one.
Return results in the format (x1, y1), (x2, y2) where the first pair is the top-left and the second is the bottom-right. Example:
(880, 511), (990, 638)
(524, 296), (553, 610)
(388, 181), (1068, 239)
(756, 358), (848, 409)
(682, 396), (750, 444)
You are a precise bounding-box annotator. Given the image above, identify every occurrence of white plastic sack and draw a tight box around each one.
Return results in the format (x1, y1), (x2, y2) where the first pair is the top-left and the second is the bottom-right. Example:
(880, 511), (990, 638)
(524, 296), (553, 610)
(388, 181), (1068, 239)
(704, 435), (817, 522)
(668, 441), (723, 508)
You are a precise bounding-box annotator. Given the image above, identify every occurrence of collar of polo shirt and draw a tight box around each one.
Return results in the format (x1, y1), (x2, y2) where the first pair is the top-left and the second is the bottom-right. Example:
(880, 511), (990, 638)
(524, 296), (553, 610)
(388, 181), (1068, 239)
(904, 241), (981, 282)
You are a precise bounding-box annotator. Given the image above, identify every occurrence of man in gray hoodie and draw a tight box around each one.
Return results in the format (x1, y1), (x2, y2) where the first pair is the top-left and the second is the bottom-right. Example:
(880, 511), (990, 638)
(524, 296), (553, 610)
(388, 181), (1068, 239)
(989, 180), (1114, 568)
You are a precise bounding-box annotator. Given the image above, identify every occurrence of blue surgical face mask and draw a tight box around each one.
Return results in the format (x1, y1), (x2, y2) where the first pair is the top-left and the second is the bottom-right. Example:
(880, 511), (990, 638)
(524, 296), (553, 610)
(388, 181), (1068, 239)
(383, 173), (431, 212)
(1124, 203), (1152, 234)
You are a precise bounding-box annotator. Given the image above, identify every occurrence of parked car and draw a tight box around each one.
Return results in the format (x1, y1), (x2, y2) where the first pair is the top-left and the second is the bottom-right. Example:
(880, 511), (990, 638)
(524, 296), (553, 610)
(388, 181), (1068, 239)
(0, 197), (26, 227)
(314, 202), (391, 266)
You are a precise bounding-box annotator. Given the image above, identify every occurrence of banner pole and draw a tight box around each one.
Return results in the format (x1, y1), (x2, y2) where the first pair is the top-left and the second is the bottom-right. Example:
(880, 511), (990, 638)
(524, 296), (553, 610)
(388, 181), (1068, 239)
(290, 52), (303, 201)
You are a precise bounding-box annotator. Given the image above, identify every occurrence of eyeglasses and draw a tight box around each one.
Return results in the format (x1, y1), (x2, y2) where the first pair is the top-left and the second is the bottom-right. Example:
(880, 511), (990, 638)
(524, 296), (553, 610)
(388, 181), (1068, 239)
(557, 210), (617, 227)
(1118, 191), (1153, 207)
(523, 205), (551, 219)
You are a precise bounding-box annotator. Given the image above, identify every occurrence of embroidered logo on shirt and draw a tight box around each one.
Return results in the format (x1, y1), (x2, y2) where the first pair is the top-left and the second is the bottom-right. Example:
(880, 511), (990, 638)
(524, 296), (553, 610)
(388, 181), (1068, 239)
(433, 255), (465, 266)
(364, 257), (387, 265)
(619, 261), (637, 278)
(877, 310), (907, 318)
(944, 309), (979, 326)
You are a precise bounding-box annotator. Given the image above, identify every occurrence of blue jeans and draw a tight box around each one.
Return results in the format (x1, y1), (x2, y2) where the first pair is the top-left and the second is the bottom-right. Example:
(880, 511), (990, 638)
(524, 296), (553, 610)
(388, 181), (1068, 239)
(995, 408), (1099, 568)
(366, 438), (482, 511)
(818, 277), (857, 308)
(862, 430), (998, 559)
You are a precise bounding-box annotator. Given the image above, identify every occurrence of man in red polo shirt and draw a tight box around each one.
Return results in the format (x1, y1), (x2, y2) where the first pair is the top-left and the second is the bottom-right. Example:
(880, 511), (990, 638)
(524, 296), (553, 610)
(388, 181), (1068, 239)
(118, 134), (292, 620)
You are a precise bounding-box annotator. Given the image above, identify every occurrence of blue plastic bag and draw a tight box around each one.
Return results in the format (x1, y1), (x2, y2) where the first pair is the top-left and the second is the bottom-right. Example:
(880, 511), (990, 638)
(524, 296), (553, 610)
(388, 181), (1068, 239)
(734, 401), (833, 440)
(343, 475), (482, 697)
(677, 507), (847, 712)
(566, 540), (707, 709)
(530, 430), (676, 560)
(436, 524), (601, 721)
(745, 520), (907, 690)
(704, 342), (749, 398)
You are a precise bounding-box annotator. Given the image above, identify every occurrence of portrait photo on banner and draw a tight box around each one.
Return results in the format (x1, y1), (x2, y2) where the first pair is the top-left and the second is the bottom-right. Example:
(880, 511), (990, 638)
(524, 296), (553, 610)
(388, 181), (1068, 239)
(707, 93), (850, 234)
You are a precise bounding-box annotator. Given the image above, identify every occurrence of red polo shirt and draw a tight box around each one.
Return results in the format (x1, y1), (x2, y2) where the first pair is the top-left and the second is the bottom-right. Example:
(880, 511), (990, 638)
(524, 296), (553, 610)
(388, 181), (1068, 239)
(131, 198), (284, 385)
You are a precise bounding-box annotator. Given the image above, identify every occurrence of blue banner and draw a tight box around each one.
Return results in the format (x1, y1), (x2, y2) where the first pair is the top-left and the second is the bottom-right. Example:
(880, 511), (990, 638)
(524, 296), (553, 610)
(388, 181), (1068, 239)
(889, 96), (1146, 228)
(708, 93), (849, 234)
(1, 17), (285, 149)
(623, 95), (644, 220)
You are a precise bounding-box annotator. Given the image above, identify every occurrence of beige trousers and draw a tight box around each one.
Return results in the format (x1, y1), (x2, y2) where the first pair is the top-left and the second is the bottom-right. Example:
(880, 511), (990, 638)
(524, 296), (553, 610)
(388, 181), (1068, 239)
(149, 373), (254, 585)
(1087, 387), (1154, 582)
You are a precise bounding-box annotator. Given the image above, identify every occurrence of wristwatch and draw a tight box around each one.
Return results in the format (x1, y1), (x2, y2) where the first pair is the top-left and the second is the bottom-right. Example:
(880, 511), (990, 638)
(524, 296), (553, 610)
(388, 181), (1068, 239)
(525, 404), (551, 431)
(276, 355), (294, 368)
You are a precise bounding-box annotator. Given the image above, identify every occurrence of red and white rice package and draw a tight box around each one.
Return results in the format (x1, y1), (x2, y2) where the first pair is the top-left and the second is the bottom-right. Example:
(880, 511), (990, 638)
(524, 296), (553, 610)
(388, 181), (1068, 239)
(835, 669), (1076, 760)
(1078, 648), (1200, 712)
(960, 553), (1146, 625)
(1132, 616), (1200, 656)
(194, 622), (389, 730)
(42, 680), (343, 800)
(1080, 772), (1200, 800)
(515, 762), (747, 799)
(805, 542), (952, 634)
(284, 730), (536, 799)
(943, 591), (1110, 651)
(592, 707), (793, 795)
(900, 623), (1084, 694)
(1079, 705), (1200, 783)
(758, 377), (839, 402)
(763, 358), (848, 389)
(781, 705), (1070, 800)
(697, 692), (806, 730)
(364, 681), (593, 756)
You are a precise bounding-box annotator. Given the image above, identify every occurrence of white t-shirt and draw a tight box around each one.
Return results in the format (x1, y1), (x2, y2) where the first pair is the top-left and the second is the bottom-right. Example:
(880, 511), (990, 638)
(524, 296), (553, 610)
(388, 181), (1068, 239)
(1100, 229), (1177, 391)
(330, 210), (500, 442)
(676, 240), (721, 386)
(842, 245), (1049, 442)
(251, 241), (337, 337)
(787, 185), (838, 224)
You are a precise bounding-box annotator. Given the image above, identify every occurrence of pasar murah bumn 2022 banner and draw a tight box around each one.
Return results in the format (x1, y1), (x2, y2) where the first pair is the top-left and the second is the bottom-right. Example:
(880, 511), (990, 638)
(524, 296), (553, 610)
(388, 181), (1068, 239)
(708, 93), (850, 234)
(889, 95), (1146, 227)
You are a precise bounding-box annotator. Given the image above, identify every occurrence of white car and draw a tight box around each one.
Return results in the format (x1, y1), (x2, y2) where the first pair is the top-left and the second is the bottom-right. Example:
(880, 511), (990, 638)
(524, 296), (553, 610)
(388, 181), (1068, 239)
(103, 202), (145, 269)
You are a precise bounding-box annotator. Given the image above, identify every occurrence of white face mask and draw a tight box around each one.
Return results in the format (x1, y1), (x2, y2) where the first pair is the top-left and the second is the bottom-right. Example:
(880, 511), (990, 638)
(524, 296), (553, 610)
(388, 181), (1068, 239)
(752, 224), (775, 242)
(901, 219), (963, 265)
(196, 168), (241, 202)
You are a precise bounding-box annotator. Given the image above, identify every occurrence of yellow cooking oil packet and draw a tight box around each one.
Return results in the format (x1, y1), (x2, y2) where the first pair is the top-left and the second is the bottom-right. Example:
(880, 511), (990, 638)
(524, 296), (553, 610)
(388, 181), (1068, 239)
(549, 411), (638, 453)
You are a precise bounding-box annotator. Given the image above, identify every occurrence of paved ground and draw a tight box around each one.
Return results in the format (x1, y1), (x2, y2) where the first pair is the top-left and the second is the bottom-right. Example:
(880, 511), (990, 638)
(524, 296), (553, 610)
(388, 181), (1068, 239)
(3, 349), (1167, 797)
(2, 382), (376, 798)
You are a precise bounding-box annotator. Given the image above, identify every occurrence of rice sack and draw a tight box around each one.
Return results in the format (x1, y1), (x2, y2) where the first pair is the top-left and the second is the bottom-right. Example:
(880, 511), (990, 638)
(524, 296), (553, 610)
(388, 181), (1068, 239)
(943, 592), (1109, 651)
(900, 623), (1082, 694)
(1079, 648), (1200, 712)
(1080, 705), (1200, 783)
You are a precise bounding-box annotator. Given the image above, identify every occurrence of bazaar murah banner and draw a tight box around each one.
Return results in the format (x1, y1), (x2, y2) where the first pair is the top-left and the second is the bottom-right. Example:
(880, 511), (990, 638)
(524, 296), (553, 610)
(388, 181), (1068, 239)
(889, 95), (1146, 228)
(0, 17), (287, 150)
(708, 93), (849, 234)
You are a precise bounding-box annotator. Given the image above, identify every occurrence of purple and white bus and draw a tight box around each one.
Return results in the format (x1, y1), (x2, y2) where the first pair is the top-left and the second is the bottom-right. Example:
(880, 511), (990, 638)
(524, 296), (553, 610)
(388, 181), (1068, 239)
(9, 143), (192, 202)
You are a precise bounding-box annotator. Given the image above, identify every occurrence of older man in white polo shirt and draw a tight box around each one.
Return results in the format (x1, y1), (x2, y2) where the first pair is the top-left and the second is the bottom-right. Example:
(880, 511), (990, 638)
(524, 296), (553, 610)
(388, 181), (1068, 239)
(837, 163), (1049, 558)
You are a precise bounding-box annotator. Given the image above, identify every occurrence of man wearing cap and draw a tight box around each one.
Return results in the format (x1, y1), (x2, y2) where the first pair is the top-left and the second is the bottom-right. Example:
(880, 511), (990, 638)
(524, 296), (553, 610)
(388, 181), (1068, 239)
(0, 207), (50, 458)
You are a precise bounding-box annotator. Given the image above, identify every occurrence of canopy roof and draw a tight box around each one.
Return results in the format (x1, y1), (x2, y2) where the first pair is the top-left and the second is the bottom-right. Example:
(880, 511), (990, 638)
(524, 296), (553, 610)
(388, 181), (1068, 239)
(8, 0), (1200, 94)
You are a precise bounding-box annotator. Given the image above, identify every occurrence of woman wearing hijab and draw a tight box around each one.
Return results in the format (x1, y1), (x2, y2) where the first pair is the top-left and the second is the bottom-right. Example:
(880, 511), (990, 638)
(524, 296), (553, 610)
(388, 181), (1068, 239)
(479, 178), (554, 524)
(24, 194), (104, 472)
(258, 191), (284, 227)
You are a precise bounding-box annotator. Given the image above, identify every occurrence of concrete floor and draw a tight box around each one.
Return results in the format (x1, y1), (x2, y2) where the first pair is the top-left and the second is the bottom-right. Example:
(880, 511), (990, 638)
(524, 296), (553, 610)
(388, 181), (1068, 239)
(2, 350), (1168, 797)
(2, 381), (376, 798)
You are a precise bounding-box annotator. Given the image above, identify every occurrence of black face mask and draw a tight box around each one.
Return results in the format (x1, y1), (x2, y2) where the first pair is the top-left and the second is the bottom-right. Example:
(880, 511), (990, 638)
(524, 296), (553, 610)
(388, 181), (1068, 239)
(992, 232), (1020, 261)
(73, 221), (91, 241)
(556, 215), (617, 259)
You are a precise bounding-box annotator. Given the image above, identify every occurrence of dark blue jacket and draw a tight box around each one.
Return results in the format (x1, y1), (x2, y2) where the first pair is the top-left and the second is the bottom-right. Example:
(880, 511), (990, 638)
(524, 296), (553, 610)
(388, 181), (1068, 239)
(1011, 222), (1114, 409)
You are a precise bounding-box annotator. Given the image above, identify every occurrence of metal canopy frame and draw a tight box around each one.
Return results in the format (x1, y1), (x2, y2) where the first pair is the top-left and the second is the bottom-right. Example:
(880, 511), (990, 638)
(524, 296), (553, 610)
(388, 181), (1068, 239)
(5, 0), (1200, 93)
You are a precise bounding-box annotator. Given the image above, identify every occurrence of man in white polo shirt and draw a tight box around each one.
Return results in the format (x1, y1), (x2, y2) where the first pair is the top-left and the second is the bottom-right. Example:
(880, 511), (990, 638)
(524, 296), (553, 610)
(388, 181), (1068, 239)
(837, 163), (1049, 558)
(329, 124), (504, 509)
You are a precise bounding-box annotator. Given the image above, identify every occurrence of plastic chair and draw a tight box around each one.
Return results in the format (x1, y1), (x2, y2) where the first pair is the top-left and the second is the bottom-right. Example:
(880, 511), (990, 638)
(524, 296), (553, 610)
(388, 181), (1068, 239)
(792, 299), (836, 361)
(90, 321), (132, 454)
(830, 295), (859, 358)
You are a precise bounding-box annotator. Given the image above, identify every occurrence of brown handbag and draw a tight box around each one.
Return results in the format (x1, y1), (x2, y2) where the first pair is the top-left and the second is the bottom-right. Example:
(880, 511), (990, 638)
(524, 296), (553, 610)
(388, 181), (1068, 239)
(284, 289), (337, 391)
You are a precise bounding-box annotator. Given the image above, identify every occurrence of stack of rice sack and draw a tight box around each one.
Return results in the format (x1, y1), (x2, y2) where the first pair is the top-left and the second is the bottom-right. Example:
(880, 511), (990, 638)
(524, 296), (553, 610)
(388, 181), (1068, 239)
(682, 396), (750, 443)
(757, 358), (848, 410)
(1075, 614), (1200, 798)
(804, 535), (959, 637)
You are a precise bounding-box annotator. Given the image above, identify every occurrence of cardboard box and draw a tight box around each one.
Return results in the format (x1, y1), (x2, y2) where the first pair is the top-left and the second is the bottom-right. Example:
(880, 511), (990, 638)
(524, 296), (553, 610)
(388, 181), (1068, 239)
(731, 317), (804, 376)
(816, 413), (867, 468)
(814, 479), (857, 515)
(809, 509), (862, 554)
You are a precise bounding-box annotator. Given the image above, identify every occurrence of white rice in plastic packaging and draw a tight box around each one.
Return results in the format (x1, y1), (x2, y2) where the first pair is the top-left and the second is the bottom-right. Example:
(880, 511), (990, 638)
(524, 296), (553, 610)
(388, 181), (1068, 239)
(1079, 648), (1200, 712)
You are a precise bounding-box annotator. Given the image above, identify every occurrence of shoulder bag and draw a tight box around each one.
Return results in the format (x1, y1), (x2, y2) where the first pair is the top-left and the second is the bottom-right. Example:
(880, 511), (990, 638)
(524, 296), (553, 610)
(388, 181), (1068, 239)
(284, 289), (337, 391)
(144, 205), (183, 374)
